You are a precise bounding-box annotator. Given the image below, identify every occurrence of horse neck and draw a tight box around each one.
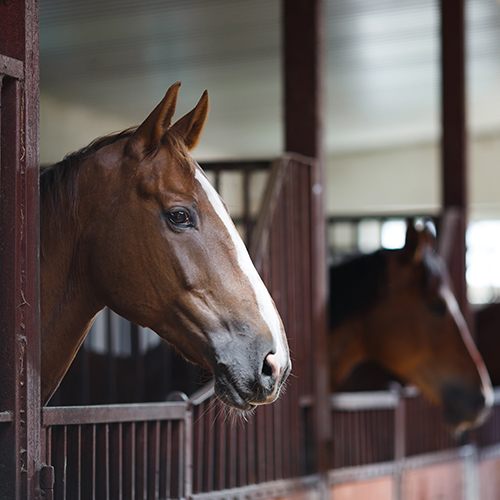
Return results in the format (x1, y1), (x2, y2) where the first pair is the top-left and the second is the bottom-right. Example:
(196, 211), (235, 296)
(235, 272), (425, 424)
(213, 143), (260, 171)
(328, 318), (368, 391)
(40, 172), (104, 404)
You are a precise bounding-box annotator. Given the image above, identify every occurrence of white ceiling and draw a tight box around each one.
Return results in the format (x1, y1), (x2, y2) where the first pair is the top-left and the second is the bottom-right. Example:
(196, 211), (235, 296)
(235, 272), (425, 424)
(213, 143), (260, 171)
(39, 0), (500, 160)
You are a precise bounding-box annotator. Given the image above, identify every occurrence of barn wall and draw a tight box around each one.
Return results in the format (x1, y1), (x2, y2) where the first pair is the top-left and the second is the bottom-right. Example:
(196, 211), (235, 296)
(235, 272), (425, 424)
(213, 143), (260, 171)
(325, 132), (500, 221)
(40, 95), (500, 223)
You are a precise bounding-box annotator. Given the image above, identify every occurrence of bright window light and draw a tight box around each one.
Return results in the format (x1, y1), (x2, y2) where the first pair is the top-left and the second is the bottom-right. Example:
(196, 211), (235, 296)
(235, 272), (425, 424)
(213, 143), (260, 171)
(466, 220), (500, 304)
(381, 220), (407, 249)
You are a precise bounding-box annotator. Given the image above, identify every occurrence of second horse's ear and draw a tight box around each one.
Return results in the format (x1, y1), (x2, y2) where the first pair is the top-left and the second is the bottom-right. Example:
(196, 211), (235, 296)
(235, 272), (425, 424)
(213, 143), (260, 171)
(126, 82), (181, 157)
(402, 219), (436, 264)
(170, 90), (209, 150)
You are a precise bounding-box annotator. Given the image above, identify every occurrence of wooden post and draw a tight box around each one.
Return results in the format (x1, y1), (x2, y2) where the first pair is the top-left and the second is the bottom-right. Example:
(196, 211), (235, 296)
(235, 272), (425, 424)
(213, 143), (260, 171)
(283, 0), (329, 473)
(440, 0), (469, 322)
(0, 0), (40, 498)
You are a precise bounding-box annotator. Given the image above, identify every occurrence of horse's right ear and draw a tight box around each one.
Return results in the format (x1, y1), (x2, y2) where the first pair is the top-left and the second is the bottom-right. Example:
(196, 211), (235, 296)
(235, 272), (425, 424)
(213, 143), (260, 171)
(170, 90), (209, 150)
(402, 219), (436, 264)
(126, 82), (182, 158)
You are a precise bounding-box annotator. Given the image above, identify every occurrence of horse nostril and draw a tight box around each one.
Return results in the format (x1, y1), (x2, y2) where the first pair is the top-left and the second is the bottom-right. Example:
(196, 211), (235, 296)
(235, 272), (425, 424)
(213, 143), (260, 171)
(263, 352), (280, 380)
(262, 358), (274, 378)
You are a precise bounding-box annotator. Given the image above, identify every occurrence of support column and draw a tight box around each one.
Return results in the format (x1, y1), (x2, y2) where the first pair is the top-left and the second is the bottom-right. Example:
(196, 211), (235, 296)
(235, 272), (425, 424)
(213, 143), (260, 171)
(440, 0), (469, 321)
(283, 0), (329, 473)
(0, 0), (40, 498)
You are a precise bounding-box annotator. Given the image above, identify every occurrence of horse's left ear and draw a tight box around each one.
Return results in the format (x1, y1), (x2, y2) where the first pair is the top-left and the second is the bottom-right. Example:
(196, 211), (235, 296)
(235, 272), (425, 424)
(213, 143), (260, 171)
(170, 90), (209, 150)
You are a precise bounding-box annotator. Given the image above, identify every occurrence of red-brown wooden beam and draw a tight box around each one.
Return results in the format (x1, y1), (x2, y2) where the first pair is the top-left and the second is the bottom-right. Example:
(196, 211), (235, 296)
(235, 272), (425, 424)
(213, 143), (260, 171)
(0, 0), (40, 498)
(440, 0), (469, 320)
(283, 0), (329, 473)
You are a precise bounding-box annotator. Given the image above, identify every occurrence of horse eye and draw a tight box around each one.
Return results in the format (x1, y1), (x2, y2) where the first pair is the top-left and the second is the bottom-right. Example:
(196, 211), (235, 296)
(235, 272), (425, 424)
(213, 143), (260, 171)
(168, 210), (191, 226)
(428, 299), (447, 317)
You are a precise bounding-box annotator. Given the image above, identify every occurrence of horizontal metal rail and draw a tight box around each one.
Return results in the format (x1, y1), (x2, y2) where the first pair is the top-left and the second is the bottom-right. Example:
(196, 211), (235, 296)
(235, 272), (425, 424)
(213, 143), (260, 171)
(191, 475), (320, 500)
(327, 444), (478, 486)
(330, 387), (419, 412)
(330, 385), (500, 413)
(42, 401), (188, 426)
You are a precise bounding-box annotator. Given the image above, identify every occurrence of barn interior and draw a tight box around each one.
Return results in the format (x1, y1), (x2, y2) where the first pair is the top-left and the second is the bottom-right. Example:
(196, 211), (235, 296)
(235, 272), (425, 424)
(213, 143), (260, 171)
(28, 0), (500, 498)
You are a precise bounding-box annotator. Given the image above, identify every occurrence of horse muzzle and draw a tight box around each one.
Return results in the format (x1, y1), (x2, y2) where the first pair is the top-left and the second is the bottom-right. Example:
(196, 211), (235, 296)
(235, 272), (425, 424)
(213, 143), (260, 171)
(441, 381), (493, 431)
(213, 349), (291, 411)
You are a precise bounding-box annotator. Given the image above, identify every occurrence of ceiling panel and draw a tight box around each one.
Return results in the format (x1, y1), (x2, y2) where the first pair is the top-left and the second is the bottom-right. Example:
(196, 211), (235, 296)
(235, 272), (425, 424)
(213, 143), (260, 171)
(39, 0), (500, 160)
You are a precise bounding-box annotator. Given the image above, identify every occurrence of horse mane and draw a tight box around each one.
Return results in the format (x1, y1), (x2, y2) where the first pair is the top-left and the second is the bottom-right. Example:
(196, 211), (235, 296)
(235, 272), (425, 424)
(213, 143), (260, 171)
(40, 126), (192, 222)
(40, 127), (137, 222)
(328, 247), (446, 330)
(329, 249), (388, 330)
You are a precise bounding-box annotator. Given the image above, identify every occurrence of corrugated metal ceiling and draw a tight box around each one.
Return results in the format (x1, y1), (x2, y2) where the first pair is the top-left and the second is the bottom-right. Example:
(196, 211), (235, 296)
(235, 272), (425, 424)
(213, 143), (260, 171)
(39, 0), (500, 159)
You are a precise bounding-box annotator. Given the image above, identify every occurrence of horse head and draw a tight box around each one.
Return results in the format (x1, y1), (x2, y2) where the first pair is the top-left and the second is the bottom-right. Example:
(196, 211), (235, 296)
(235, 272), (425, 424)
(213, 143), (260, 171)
(41, 83), (290, 410)
(368, 222), (493, 430)
(328, 221), (493, 431)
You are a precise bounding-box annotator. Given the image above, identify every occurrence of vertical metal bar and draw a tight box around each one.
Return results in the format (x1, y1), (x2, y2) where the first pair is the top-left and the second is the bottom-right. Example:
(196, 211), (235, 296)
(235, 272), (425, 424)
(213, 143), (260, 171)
(246, 403), (256, 486)
(151, 421), (160, 499)
(130, 323), (143, 402)
(0, 76), (23, 500)
(237, 420), (246, 487)
(105, 424), (110, 500)
(135, 421), (146, 500)
(77, 426), (82, 500)
(194, 403), (204, 493)
(204, 398), (215, 492)
(228, 415), (237, 489)
(216, 414), (226, 490)
(92, 424), (96, 500)
(394, 393), (405, 500)
(184, 410), (193, 500)
(165, 420), (172, 499)
(243, 169), (252, 246)
(106, 309), (117, 403)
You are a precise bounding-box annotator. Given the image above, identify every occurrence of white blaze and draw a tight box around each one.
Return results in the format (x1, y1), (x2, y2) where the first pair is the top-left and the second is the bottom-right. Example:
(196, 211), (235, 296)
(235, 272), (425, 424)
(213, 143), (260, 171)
(194, 167), (288, 371)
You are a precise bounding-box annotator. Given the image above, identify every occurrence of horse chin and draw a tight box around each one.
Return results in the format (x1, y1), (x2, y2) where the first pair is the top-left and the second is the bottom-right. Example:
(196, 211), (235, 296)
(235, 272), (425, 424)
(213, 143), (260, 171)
(213, 379), (258, 411)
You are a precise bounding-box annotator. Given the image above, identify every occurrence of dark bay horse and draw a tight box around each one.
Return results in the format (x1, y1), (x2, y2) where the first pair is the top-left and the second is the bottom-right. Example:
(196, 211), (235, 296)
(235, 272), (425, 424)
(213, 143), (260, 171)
(328, 222), (493, 430)
(40, 82), (290, 410)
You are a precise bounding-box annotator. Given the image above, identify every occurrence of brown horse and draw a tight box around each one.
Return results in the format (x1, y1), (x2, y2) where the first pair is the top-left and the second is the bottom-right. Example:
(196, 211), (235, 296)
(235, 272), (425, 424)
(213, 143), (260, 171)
(40, 82), (291, 410)
(328, 222), (493, 430)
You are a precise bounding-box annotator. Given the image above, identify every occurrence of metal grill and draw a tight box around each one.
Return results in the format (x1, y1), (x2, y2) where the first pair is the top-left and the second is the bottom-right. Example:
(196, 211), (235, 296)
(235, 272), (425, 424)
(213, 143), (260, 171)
(329, 388), (461, 471)
(42, 402), (189, 500)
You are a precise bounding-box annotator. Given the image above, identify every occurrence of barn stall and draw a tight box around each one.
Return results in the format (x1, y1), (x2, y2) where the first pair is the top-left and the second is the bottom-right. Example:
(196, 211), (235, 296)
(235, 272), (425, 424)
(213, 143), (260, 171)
(2, 0), (500, 499)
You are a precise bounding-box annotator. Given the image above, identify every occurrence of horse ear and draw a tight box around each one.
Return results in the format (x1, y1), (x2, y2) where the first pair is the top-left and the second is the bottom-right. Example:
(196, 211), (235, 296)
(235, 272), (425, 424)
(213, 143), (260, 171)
(170, 90), (209, 150)
(126, 82), (181, 157)
(403, 220), (419, 258)
(403, 220), (436, 264)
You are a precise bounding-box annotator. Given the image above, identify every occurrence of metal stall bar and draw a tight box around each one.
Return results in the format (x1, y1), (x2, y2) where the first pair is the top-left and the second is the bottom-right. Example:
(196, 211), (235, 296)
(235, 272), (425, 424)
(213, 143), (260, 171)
(0, 0), (41, 498)
(283, 0), (329, 474)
